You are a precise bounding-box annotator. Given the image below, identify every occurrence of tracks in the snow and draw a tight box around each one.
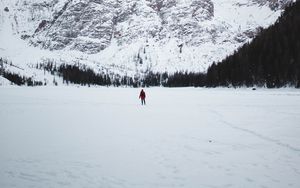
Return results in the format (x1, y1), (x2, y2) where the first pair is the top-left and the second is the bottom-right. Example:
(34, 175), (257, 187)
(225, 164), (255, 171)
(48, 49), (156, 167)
(209, 109), (300, 154)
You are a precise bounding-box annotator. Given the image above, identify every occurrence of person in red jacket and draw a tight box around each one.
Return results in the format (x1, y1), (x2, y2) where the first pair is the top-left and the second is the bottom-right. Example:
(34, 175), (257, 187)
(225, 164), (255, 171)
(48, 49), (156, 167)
(139, 89), (146, 105)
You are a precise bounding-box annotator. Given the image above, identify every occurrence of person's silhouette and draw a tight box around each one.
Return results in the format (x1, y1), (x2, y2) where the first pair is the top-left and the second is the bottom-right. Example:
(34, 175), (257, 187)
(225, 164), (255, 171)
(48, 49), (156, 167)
(139, 89), (146, 105)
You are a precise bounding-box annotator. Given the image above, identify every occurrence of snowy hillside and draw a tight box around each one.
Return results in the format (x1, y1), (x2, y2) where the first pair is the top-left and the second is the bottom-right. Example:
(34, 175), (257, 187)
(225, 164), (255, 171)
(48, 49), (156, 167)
(0, 75), (11, 85)
(0, 0), (292, 84)
(1, 87), (300, 188)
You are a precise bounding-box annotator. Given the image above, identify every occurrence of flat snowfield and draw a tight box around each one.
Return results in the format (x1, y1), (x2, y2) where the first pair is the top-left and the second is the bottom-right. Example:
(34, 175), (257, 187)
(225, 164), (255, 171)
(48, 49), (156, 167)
(0, 87), (300, 188)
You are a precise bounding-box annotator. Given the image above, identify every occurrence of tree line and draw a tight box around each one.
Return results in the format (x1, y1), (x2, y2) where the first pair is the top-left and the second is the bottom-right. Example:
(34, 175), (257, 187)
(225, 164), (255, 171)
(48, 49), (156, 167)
(36, 61), (167, 87)
(0, 58), (43, 86)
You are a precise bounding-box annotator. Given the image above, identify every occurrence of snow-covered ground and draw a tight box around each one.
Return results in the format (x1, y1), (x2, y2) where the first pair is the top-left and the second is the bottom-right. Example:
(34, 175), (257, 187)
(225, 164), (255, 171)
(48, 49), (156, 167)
(0, 87), (300, 188)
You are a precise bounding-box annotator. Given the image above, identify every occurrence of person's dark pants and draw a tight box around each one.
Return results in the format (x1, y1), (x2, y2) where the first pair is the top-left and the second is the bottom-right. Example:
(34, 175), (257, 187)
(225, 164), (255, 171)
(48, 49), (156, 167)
(141, 99), (146, 105)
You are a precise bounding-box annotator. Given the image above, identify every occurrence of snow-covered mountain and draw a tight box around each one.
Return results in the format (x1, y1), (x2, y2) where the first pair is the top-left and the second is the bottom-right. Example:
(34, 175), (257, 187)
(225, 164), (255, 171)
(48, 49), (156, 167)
(0, 0), (292, 84)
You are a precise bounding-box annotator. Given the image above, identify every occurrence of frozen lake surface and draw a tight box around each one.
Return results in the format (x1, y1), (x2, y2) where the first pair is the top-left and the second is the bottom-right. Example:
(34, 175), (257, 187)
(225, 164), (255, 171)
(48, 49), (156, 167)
(0, 87), (300, 188)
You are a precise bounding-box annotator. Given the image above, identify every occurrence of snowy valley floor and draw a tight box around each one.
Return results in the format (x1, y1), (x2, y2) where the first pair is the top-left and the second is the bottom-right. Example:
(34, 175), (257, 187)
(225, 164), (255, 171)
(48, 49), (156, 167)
(0, 87), (300, 188)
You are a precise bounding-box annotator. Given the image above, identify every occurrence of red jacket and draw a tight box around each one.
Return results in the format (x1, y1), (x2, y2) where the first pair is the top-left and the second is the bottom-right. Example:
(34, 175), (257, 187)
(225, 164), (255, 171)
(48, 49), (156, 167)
(139, 90), (146, 99)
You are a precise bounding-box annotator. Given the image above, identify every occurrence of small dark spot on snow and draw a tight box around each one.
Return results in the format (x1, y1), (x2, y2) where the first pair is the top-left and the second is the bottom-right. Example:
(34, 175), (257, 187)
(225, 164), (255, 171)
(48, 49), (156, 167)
(4, 7), (9, 12)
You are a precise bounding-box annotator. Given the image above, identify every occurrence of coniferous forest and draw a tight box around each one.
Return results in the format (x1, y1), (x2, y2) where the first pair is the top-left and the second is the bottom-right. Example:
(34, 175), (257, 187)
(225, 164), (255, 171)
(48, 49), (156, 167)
(1, 1), (299, 88)
(206, 1), (300, 88)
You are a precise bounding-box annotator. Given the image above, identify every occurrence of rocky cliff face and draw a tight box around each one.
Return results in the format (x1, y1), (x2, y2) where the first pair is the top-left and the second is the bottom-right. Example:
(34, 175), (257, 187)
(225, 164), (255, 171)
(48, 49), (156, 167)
(252, 0), (292, 10)
(30, 0), (215, 54)
(0, 0), (292, 75)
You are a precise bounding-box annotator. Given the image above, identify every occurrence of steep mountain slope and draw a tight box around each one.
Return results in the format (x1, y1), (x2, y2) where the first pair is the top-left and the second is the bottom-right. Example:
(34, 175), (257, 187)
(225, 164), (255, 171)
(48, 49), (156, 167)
(206, 0), (300, 88)
(0, 0), (292, 84)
